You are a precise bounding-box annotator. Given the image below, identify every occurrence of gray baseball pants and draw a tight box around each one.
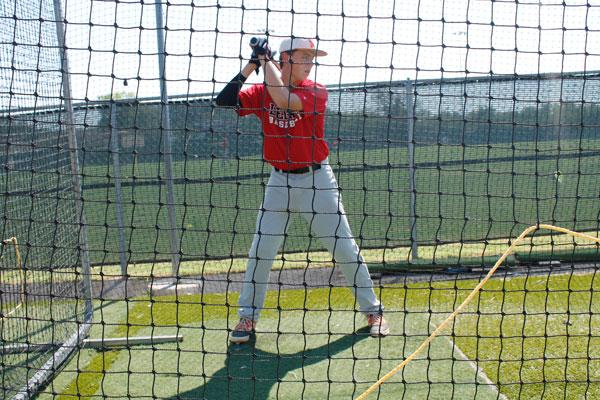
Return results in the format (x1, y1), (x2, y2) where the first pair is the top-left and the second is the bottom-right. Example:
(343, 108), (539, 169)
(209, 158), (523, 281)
(237, 162), (383, 321)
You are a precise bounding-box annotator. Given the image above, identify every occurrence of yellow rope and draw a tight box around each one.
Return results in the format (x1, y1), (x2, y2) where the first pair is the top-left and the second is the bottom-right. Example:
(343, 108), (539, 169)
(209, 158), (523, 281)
(1, 237), (25, 319)
(356, 224), (600, 400)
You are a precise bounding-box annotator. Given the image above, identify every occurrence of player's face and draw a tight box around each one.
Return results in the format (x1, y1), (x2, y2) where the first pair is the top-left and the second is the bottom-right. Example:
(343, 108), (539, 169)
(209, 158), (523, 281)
(288, 50), (315, 82)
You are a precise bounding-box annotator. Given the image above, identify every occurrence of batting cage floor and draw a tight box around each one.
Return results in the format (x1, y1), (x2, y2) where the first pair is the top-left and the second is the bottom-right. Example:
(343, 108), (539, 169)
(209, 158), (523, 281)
(35, 271), (600, 399)
(39, 296), (503, 399)
(45, 320), (501, 399)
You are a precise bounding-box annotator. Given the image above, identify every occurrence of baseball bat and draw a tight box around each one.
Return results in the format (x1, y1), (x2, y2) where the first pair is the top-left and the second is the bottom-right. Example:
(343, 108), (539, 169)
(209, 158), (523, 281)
(249, 37), (280, 72)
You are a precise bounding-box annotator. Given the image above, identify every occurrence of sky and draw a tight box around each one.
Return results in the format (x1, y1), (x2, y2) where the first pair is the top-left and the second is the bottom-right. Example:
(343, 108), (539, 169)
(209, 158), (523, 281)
(52, 0), (600, 100)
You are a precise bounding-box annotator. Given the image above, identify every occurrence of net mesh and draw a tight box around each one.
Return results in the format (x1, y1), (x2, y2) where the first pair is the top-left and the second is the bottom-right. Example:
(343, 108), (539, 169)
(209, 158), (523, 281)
(1, 0), (600, 399)
(1, 0), (91, 398)
(45, 73), (600, 265)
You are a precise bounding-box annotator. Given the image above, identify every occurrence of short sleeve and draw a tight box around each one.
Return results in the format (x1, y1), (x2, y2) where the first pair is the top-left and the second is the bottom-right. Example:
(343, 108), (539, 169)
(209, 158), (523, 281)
(295, 84), (328, 114)
(237, 84), (264, 116)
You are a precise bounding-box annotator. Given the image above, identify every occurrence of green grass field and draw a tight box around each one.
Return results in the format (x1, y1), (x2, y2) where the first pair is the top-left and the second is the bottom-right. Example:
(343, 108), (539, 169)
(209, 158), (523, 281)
(80, 138), (600, 267)
(36, 271), (600, 399)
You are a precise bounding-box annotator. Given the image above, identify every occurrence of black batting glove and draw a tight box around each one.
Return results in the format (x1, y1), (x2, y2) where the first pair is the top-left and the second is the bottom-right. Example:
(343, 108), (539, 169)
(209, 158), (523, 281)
(250, 37), (273, 60)
(250, 49), (261, 74)
(250, 37), (274, 75)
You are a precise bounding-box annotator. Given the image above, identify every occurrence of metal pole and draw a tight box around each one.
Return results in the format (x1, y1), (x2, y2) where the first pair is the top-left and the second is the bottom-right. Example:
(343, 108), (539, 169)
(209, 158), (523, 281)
(15, 1), (96, 399)
(110, 103), (128, 276)
(154, 0), (181, 277)
(405, 79), (418, 260)
(83, 334), (184, 349)
(52, 0), (93, 318)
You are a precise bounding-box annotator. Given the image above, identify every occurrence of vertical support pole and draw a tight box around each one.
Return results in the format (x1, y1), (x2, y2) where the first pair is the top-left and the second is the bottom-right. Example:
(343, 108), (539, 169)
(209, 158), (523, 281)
(15, 0), (97, 398)
(405, 79), (418, 260)
(52, 0), (93, 316)
(154, 0), (180, 277)
(110, 103), (128, 276)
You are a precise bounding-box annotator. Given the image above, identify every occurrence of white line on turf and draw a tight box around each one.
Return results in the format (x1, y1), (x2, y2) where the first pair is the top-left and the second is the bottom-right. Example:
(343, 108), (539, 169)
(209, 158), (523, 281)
(430, 321), (508, 400)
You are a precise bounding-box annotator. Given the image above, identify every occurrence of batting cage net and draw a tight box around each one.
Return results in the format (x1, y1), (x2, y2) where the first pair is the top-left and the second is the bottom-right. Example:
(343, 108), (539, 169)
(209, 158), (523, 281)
(0, 0), (92, 398)
(1, 0), (599, 399)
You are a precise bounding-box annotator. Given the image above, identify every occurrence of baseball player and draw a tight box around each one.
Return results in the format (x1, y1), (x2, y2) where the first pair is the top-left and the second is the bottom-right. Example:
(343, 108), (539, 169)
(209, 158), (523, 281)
(215, 37), (390, 343)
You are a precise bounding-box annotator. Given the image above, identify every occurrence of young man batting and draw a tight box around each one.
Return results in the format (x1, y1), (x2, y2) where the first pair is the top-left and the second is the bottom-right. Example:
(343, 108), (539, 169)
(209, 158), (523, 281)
(215, 37), (390, 343)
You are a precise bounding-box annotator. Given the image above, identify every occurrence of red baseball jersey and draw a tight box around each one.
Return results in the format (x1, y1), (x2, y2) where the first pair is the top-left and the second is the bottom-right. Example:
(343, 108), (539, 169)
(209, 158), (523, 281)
(237, 79), (329, 171)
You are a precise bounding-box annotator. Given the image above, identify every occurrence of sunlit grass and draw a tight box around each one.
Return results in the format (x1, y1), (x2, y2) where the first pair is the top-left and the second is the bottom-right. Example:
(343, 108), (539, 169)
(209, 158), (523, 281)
(80, 139), (600, 266)
(38, 271), (600, 399)
(90, 229), (599, 280)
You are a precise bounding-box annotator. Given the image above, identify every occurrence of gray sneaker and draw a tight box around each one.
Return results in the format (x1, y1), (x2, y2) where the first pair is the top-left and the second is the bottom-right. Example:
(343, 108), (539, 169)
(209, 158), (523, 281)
(367, 314), (390, 337)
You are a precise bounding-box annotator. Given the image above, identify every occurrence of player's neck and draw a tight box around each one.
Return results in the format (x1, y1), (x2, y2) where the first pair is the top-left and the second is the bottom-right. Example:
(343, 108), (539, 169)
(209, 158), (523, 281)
(281, 71), (303, 87)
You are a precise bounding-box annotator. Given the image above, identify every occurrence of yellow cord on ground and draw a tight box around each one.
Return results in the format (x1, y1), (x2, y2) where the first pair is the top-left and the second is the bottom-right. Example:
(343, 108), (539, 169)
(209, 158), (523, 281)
(356, 224), (600, 400)
(1, 237), (25, 319)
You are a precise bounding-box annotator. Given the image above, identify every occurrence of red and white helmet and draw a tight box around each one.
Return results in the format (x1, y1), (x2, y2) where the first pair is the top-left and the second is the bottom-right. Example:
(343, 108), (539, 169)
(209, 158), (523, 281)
(278, 38), (328, 57)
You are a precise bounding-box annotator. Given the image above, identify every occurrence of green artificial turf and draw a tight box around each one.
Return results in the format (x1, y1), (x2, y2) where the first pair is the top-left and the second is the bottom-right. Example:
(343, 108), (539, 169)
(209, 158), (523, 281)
(80, 139), (600, 266)
(35, 271), (600, 399)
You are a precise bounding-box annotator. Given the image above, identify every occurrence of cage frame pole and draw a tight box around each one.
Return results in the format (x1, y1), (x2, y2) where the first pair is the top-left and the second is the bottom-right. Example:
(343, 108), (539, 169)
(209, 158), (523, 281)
(154, 0), (181, 277)
(405, 79), (418, 260)
(110, 102), (128, 276)
(53, 0), (93, 316)
(13, 1), (95, 399)
(52, 0), (93, 318)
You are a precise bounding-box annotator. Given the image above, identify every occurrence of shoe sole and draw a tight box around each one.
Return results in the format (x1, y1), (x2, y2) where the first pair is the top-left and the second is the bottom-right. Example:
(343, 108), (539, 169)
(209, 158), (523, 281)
(229, 333), (252, 343)
(370, 327), (390, 337)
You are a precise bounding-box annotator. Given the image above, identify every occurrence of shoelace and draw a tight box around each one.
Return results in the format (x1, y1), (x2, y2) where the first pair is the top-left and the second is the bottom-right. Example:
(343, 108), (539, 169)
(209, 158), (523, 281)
(236, 318), (254, 331)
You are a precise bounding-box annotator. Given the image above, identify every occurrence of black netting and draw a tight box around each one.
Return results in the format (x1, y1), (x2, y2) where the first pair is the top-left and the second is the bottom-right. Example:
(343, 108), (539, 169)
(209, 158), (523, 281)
(10, 72), (595, 265)
(2, 1), (600, 399)
(1, 0), (91, 398)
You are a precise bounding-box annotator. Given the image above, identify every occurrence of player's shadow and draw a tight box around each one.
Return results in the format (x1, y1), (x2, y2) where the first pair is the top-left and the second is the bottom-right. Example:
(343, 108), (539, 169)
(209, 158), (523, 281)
(172, 328), (371, 400)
